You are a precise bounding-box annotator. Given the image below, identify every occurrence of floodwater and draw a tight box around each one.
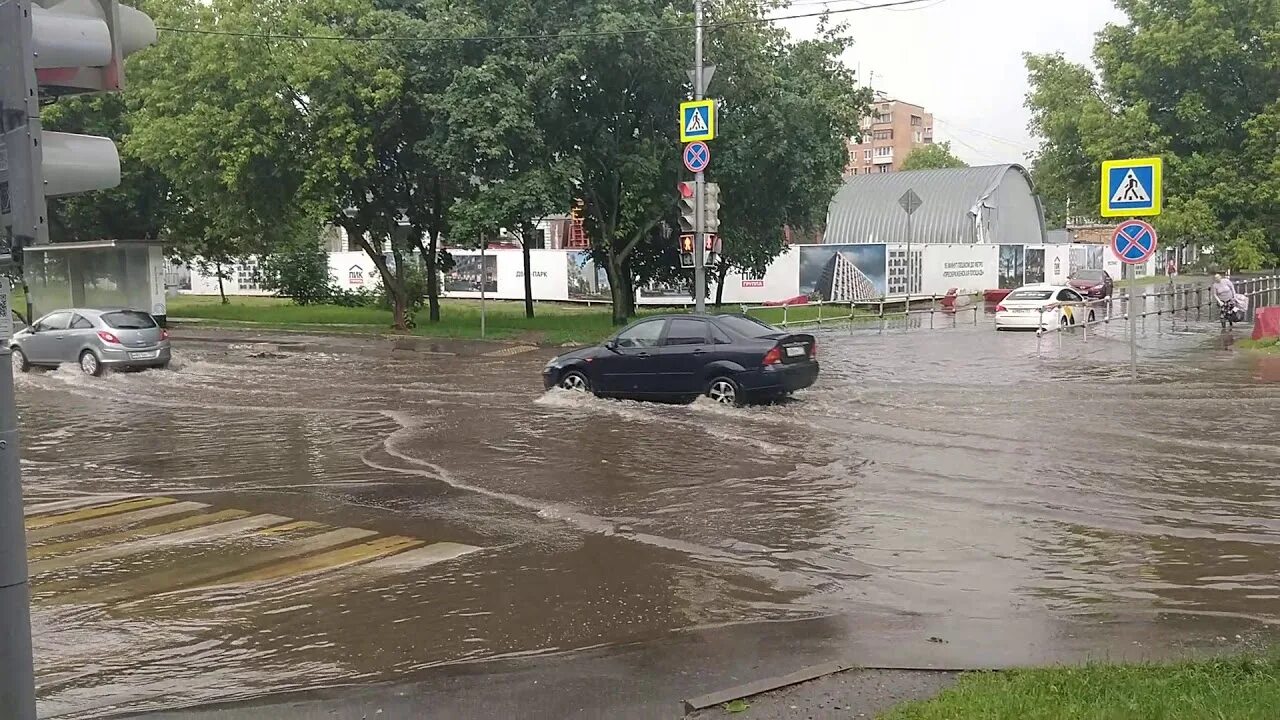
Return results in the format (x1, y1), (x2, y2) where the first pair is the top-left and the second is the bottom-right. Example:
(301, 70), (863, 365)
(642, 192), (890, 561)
(17, 314), (1280, 718)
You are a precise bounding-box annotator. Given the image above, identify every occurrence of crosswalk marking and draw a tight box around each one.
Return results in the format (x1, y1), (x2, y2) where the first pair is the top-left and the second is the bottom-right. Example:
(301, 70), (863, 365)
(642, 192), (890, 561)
(24, 495), (487, 607)
(23, 494), (136, 517)
(26, 501), (209, 544)
(30, 514), (291, 585)
(27, 508), (254, 566)
(217, 535), (424, 585)
(60, 527), (380, 605)
(26, 497), (178, 530)
(254, 520), (325, 536)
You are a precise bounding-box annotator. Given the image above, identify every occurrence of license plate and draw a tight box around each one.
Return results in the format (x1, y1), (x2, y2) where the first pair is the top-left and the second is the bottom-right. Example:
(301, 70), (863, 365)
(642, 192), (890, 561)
(129, 351), (158, 360)
(785, 346), (805, 357)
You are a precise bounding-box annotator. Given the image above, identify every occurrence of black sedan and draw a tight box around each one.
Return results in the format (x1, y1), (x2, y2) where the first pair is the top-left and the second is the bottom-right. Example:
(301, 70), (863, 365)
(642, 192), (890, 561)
(542, 314), (818, 405)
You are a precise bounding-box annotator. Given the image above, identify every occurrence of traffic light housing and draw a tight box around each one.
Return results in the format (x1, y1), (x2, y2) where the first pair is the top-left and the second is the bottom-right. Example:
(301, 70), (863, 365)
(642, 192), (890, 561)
(678, 181), (695, 233)
(1, 0), (156, 251)
(705, 182), (721, 233)
(678, 234), (694, 269)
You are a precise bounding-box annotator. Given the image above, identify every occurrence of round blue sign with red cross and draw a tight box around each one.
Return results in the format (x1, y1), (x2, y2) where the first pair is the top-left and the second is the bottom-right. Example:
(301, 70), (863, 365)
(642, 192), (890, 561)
(1111, 219), (1158, 265)
(682, 141), (710, 174)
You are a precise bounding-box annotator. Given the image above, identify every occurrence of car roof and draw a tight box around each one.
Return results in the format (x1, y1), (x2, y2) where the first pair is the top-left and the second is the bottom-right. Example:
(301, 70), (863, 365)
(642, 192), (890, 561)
(45, 308), (143, 316)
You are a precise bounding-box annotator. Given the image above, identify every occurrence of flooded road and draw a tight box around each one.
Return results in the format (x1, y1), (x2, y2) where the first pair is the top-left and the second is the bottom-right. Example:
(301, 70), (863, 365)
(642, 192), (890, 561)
(17, 317), (1280, 718)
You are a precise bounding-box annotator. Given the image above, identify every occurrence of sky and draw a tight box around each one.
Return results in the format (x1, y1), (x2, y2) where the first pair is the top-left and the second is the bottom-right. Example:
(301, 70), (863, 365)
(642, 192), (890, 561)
(774, 0), (1126, 166)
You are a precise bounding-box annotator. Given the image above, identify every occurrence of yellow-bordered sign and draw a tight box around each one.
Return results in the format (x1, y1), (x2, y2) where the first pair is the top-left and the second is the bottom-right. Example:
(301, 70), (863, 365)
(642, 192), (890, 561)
(679, 99), (717, 143)
(1100, 157), (1162, 217)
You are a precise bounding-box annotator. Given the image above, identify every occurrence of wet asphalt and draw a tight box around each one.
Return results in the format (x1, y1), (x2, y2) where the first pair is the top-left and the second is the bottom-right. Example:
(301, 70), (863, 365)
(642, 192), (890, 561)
(15, 304), (1280, 718)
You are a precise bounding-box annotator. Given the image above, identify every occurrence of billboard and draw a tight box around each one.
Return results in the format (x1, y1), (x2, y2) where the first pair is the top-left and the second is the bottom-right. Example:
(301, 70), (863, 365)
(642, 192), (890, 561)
(798, 244), (887, 301)
(998, 244), (1025, 289)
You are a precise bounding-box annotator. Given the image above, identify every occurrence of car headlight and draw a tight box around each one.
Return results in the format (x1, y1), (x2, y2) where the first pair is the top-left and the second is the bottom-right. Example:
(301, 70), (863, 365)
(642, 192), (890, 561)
(544, 359), (560, 371)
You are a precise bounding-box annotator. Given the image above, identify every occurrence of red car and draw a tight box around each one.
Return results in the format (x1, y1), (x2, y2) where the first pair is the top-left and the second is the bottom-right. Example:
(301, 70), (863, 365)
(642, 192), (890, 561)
(1068, 269), (1114, 298)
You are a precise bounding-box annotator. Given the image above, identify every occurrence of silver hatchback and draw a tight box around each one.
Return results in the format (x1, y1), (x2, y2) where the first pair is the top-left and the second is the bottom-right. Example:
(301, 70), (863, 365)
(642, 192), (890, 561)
(12, 309), (171, 376)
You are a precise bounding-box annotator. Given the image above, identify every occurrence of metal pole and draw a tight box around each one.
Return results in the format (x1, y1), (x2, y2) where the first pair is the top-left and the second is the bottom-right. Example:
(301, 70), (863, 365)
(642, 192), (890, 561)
(479, 242), (486, 337)
(906, 213), (913, 296)
(1128, 264), (1137, 379)
(0, 2), (41, 716)
(692, 0), (706, 314)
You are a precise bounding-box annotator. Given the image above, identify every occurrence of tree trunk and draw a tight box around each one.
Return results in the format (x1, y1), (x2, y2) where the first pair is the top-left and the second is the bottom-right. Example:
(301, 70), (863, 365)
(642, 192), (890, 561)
(604, 254), (629, 325)
(391, 243), (410, 332)
(714, 263), (729, 308)
(426, 230), (441, 323)
(522, 238), (532, 316)
(217, 267), (228, 305)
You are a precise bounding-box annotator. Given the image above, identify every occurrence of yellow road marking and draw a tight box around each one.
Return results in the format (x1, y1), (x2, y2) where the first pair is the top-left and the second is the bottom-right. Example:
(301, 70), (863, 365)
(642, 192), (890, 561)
(218, 535), (424, 585)
(24, 495), (136, 517)
(254, 520), (324, 536)
(56, 527), (378, 605)
(26, 501), (209, 545)
(25, 497), (177, 530)
(27, 509), (253, 565)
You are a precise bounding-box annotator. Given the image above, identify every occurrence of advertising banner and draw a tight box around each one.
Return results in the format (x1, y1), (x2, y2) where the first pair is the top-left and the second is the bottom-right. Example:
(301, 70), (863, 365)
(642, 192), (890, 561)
(920, 244), (998, 296)
(797, 243), (887, 301)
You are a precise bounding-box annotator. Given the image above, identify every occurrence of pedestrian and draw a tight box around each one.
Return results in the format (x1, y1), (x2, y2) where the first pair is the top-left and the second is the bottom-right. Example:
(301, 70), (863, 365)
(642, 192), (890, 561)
(1211, 272), (1236, 303)
(1166, 258), (1177, 278)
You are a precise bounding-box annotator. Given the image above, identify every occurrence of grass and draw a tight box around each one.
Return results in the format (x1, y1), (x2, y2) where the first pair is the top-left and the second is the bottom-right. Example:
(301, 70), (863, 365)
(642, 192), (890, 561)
(1238, 337), (1279, 354)
(166, 295), (677, 345)
(882, 655), (1280, 720)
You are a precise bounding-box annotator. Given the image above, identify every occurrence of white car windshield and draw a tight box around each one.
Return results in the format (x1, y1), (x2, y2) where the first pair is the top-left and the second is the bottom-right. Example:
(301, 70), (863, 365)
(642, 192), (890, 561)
(1007, 290), (1054, 301)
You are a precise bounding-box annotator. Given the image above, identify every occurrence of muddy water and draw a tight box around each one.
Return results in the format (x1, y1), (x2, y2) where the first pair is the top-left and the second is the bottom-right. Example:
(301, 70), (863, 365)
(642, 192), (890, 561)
(17, 321), (1280, 717)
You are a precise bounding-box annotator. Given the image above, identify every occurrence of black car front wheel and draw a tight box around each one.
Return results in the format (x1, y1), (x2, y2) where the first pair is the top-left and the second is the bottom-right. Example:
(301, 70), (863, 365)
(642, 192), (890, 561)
(559, 369), (590, 393)
(706, 376), (741, 406)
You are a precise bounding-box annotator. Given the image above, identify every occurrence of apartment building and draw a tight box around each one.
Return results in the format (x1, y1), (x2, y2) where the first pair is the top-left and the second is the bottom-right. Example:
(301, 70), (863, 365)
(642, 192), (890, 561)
(846, 97), (935, 175)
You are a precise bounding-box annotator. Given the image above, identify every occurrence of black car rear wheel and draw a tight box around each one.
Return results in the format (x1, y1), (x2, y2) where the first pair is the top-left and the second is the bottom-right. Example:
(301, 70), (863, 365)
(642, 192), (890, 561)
(559, 369), (590, 393)
(706, 376), (740, 406)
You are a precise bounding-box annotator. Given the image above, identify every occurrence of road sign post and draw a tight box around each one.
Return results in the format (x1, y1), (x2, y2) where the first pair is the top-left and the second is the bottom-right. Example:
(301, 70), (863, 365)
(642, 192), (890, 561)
(898, 189), (923, 295)
(1112, 219), (1159, 378)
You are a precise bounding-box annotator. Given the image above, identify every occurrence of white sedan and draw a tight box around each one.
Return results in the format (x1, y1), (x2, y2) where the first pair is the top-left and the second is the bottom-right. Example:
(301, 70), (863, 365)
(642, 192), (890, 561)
(994, 284), (1096, 331)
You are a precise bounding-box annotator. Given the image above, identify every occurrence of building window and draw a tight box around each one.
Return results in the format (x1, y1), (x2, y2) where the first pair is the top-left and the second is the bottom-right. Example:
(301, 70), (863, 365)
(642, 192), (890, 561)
(910, 115), (923, 126)
(873, 129), (893, 141)
(863, 149), (872, 161)
(875, 113), (893, 124)
(234, 261), (259, 291)
(875, 146), (893, 157)
(878, 165), (890, 173)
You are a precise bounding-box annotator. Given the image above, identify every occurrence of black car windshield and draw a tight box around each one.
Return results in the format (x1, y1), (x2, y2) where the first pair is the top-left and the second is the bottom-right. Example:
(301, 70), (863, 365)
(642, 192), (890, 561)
(715, 314), (781, 338)
(1007, 290), (1055, 301)
(101, 311), (157, 329)
(1072, 270), (1106, 281)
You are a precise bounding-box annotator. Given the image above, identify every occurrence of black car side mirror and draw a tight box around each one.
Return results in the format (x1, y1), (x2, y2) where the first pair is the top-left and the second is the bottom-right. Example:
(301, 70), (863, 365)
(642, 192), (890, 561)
(604, 339), (619, 352)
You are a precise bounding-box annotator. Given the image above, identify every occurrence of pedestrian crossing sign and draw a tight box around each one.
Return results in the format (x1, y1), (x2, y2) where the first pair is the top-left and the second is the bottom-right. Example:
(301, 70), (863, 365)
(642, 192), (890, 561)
(1100, 157), (1162, 217)
(679, 99), (716, 143)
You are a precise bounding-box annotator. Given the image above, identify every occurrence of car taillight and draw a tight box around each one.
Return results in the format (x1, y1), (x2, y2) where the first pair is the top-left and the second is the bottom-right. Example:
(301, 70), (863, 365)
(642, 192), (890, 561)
(160, 329), (170, 340)
(995, 304), (1007, 312)
(97, 331), (121, 344)
(808, 340), (817, 359)
(762, 347), (783, 366)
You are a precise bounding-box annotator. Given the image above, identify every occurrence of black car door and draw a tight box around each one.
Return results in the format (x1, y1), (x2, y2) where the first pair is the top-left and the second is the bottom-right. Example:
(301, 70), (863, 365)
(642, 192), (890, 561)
(656, 317), (711, 395)
(595, 318), (666, 396)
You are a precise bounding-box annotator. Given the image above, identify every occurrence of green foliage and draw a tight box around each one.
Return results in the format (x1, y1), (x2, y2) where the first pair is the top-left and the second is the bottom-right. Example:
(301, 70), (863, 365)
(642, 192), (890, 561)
(258, 238), (334, 306)
(886, 654), (1280, 720)
(1024, 0), (1280, 268)
(900, 142), (968, 171)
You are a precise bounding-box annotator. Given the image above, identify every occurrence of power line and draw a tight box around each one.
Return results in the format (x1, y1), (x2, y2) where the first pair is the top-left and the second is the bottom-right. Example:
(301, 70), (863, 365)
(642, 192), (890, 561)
(154, 0), (941, 44)
(933, 116), (1032, 152)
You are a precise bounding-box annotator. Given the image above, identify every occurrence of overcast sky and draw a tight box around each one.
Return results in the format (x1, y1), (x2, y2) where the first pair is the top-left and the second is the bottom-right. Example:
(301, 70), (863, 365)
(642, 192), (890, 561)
(774, 0), (1125, 166)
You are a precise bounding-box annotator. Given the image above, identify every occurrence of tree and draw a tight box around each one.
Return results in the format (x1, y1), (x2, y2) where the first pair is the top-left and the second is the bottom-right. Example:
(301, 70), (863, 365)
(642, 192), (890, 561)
(900, 142), (967, 171)
(708, 4), (868, 305)
(1024, 0), (1280, 267)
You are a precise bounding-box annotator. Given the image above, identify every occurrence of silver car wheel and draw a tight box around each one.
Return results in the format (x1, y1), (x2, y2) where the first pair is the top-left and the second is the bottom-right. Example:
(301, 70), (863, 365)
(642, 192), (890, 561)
(559, 371), (588, 392)
(12, 349), (29, 373)
(80, 351), (100, 376)
(707, 379), (737, 405)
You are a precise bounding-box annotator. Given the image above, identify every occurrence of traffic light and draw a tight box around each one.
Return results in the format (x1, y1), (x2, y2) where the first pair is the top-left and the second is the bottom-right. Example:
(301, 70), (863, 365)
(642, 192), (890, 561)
(704, 182), (721, 233)
(678, 234), (694, 269)
(677, 181), (695, 233)
(1, 0), (156, 251)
